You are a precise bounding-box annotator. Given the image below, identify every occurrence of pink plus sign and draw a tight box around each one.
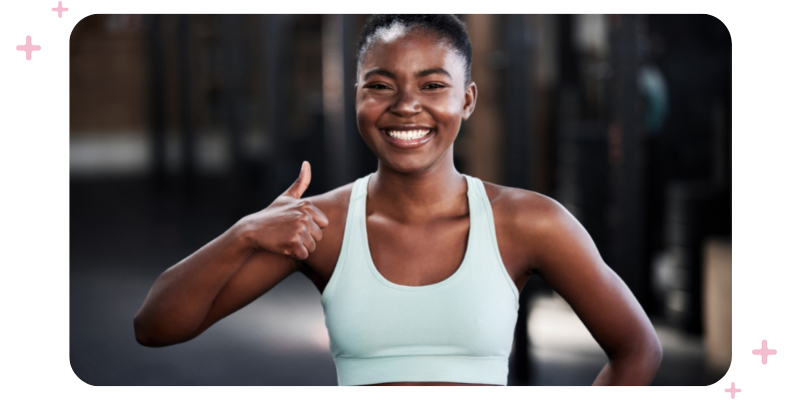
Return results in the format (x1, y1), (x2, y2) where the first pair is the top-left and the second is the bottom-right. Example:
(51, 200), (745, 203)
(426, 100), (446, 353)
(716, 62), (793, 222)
(725, 382), (741, 399)
(52, 1), (68, 18)
(16, 36), (41, 61)
(752, 339), (777, 364)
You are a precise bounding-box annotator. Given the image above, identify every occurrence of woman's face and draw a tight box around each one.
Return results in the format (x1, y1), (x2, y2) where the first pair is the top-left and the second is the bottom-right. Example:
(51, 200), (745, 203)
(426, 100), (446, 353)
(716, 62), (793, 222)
(355, 30), (477, 174)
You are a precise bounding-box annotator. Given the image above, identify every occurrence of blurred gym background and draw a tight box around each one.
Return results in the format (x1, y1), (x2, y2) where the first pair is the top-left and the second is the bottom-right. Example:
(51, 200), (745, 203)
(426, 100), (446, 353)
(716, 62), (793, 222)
(70, 14), (731, 385)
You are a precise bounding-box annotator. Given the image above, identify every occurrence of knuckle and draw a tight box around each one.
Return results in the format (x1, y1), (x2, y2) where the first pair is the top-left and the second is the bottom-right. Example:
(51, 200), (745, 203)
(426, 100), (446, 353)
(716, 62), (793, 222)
(293, 212), (308, 224)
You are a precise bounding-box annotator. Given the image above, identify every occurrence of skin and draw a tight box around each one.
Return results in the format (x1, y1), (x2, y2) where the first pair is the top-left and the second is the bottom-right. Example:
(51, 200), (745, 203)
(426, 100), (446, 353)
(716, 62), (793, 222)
(134, 28), (662, 386)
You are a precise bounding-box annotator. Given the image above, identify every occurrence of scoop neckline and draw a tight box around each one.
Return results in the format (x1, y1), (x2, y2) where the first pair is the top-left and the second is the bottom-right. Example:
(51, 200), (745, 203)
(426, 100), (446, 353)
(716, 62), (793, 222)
(360, 173), (475, 291)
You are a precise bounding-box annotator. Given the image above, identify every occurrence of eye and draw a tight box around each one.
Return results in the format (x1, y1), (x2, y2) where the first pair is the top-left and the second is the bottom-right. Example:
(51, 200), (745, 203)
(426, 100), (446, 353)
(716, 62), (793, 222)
(423, 83), (447, 90)
(366, 83), (391, 90)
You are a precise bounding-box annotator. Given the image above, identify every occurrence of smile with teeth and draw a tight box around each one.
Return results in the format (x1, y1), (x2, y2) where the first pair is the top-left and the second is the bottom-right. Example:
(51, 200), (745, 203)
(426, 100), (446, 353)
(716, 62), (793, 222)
(385, 129), (432, 140)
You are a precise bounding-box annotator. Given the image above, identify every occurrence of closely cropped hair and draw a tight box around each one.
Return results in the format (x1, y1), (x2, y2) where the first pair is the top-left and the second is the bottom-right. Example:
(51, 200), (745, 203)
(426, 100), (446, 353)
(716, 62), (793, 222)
(356, 14), (473, 85)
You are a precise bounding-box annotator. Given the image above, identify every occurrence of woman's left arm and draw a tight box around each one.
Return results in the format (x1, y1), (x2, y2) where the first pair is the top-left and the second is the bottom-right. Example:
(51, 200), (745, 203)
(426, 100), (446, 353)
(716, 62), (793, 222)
(518, 196), (662, 385)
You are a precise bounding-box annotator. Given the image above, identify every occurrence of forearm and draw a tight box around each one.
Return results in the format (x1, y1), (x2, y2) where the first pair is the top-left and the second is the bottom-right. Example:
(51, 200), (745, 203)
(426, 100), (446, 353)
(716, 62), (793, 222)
(592, 342), (663, 385)
(134, 220), (255, 346)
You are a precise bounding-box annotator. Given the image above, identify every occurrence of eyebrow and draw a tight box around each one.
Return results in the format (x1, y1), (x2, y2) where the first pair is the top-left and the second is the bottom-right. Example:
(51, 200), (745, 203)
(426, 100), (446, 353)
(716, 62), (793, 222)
(362, 67), (452, 81)
(415, 68), (451, 79)
(363, 68), (395, 81)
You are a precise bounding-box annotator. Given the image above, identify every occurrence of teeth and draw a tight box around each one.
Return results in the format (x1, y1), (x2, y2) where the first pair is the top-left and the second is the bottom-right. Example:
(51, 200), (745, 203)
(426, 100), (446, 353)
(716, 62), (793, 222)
(386, 129), (431, 140)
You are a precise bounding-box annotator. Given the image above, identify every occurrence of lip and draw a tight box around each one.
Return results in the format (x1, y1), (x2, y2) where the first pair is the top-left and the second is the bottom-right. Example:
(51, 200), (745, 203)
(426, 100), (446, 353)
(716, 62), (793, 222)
(379, 126), (435, 149)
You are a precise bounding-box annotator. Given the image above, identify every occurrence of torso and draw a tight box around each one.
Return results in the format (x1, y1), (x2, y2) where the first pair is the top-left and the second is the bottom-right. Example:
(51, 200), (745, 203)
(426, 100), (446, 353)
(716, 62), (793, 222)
(298, 176), (546, 386)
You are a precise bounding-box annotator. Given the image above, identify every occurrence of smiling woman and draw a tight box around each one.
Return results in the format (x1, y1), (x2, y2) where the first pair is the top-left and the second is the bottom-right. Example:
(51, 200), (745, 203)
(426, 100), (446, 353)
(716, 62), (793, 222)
(133, 14), (663, 386)
(356, 23), (476, 172)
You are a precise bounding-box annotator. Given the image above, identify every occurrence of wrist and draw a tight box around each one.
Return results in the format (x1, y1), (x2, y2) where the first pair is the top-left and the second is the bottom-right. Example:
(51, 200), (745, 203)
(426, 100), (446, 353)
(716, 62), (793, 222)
(232, 216), (257, 252)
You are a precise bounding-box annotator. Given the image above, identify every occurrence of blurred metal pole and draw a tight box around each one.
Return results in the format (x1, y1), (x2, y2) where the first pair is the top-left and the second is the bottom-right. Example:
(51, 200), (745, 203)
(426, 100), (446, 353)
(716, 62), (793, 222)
(177, 15), (196, 193)
(221, 15), (246, 179)
(608, 15), (646, 303)
(260, 15), (293, 199)
(322, 14), (347, 189)
(557, 15), (581, 95)
(501, 14), (533, 386)
(502, 15), (531, 190)
(342, 14), (365, 180)
(146, 15), (166, 190)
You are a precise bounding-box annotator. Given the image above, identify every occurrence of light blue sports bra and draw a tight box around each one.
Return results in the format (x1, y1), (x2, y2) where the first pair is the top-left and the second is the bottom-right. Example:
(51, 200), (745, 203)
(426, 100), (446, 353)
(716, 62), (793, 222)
(321, 173), (520, 386)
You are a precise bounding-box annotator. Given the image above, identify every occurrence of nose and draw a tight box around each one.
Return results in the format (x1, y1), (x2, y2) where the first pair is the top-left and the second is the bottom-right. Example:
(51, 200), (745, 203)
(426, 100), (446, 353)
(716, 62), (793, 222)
(389, 87), (422, 117)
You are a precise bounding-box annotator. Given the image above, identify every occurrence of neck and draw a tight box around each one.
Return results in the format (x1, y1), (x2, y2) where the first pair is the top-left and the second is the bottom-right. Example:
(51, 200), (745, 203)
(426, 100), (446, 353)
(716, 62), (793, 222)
(369, 152), (467, 222)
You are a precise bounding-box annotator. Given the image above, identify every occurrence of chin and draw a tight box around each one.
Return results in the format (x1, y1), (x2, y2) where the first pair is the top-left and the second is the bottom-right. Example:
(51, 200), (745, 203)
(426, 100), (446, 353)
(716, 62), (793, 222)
(379, 154), (442, 175)
(363, 132), (454, 175)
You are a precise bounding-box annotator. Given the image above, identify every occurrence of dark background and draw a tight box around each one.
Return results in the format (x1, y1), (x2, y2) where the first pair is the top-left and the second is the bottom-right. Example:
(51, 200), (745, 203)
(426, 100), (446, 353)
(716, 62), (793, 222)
(70, 14), (731, 385)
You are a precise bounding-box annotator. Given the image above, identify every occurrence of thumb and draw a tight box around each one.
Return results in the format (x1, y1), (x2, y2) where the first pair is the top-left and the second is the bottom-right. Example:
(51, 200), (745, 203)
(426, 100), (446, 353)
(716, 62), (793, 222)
(284, 161), (311, 199)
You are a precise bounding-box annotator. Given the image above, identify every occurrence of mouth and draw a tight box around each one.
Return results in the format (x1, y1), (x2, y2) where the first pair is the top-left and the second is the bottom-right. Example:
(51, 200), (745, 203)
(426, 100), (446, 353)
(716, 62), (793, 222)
(384, 128), (432, 140)
(380, 128), (435, 149)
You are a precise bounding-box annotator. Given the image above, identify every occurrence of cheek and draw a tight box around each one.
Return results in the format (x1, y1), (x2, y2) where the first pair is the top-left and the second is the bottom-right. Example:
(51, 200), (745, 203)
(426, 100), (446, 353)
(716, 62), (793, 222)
(356, 97), (384, 123)
(355, 101), (383, 151)
(427, 93), (465, 124)
(448, 91), (466, 114)
(355, 105), (374, 133)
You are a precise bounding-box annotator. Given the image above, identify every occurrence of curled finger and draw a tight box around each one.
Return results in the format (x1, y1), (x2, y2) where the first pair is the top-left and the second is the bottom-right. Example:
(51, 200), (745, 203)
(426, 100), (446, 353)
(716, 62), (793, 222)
(300, 230), (317, 254)
(308, 220), (323, 242)
(285, 237), (309, 260)
(302, 202), (329, 229)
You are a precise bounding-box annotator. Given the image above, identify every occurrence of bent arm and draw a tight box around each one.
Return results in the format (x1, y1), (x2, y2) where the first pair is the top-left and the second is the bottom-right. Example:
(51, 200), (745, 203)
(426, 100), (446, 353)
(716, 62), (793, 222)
(133, 221), (298, 347)
(527, 199), (662, 385)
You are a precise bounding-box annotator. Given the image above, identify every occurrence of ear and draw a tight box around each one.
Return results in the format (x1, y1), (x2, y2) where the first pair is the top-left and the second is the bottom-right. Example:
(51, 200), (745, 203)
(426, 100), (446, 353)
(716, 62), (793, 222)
(461, 82), (478, 121)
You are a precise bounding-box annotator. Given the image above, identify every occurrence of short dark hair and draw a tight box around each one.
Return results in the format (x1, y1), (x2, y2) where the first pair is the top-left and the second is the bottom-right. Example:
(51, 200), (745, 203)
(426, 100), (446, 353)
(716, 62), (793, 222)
(356, 14), (473, 85)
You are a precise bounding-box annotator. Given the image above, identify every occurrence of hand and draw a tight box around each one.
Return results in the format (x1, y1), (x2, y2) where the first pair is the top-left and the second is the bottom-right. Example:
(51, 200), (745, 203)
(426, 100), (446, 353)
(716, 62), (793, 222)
(240, 161), (329, 260)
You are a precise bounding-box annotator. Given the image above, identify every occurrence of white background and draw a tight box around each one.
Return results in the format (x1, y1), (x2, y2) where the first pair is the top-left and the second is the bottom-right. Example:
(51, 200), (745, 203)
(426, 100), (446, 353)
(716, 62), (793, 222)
(0, 1), (791, 398)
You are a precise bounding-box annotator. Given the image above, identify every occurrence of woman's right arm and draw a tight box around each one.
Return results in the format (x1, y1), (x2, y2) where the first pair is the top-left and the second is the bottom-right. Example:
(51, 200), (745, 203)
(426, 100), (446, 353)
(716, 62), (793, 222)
(133, 162), (328, 347)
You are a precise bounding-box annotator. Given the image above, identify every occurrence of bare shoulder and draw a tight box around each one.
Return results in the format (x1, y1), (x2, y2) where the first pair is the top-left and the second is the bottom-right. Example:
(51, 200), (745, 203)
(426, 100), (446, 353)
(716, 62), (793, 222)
(481, 180), (585, 271)
(481, 181), (573, 235)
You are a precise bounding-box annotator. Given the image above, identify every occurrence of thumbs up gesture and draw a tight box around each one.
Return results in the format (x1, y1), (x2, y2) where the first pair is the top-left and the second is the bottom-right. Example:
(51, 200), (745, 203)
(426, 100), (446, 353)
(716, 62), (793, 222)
(240, 161), (329, 260)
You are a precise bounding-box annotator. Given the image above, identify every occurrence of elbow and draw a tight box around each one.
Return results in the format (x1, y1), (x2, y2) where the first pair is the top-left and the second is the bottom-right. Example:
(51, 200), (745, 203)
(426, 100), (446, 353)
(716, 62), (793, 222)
(133, 313), (174, 348)
(639, 321), (664, 372)
(635, 330), (663, 377)
(133, 312), (197, 348)
(612, 332), (664, 380)
(135, 334), (157, 348)
(133, 314), (158, 347)
(651, 335), (664, 371)
(646, 324), (663, 364)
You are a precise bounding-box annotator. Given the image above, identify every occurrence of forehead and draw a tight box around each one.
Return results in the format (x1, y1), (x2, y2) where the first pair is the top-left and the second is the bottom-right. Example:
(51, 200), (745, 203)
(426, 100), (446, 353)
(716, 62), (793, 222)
(359, 30), (465, 79)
